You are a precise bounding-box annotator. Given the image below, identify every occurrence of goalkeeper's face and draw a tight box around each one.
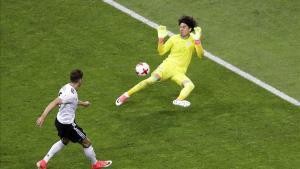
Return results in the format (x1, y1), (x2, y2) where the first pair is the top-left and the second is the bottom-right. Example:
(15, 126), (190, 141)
(179, 23), (192, 37)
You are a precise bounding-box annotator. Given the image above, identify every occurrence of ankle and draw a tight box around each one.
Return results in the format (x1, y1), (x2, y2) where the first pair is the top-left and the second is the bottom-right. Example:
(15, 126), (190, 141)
(124, 92), (130, 97)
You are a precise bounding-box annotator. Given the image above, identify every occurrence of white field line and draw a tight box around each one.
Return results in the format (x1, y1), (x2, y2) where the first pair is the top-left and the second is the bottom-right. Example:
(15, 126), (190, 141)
(103, 0), (300, 106)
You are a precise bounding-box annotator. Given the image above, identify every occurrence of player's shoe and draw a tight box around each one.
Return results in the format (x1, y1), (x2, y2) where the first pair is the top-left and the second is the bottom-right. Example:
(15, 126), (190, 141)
(92, 160), (112, 169)
(115, 92), (129, 106)
(173, 99), (191, 107)
(36, 160), (47, 169)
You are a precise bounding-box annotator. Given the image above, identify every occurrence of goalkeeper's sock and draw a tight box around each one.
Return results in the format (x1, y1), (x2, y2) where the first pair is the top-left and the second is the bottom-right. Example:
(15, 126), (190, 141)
(177, 82), (195, 100)
(128, 76), (157, 96)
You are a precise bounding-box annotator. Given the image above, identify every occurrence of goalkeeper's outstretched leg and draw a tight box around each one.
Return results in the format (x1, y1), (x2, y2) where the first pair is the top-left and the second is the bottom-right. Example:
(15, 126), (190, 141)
(115, 75), (160, 106)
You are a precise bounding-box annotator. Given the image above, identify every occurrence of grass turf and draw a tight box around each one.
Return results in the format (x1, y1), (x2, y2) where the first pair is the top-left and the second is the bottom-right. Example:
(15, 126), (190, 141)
(1, 0), (299, 168)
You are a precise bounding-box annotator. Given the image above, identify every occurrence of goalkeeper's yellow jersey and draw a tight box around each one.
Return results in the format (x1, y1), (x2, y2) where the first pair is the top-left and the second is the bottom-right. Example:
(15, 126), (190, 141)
(158, 34), (203, 73)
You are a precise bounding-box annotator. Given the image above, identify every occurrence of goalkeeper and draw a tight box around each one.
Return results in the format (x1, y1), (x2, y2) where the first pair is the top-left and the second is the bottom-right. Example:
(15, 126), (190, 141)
(116, 16), (204, 107)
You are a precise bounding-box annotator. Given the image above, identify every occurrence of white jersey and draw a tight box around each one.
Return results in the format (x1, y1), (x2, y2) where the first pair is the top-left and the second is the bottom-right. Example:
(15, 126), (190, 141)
(56, 83), (78, 124)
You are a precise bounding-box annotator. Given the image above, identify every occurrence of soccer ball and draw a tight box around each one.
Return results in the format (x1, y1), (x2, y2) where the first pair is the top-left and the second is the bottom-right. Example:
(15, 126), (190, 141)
(135, 62), (150, 76)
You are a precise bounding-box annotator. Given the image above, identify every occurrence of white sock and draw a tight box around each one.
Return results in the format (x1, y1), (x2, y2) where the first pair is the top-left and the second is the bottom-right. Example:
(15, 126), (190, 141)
(83, 145), (97, 164)
(43, 140), (65, 162)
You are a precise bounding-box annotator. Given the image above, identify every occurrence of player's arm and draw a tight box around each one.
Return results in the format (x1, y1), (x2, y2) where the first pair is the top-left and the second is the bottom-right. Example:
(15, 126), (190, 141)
(195, 41), (204, 58)
(36, 97), (62, 127)
(78, 100), (90, 107)
(191, 27), (204, 58)
(157, 25), (173, 56)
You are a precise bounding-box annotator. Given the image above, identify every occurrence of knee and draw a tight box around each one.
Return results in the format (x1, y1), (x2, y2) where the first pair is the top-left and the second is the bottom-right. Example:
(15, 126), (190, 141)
(185, 81), (195, 90)
(190, 82), (195, 90)
(61, 138), (69, 145)
(80, 138), (92, 148)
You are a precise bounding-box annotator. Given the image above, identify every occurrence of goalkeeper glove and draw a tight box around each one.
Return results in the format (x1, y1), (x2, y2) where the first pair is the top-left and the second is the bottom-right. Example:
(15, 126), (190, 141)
(157, 25), (168, 39)
(190, 27), (202, 41)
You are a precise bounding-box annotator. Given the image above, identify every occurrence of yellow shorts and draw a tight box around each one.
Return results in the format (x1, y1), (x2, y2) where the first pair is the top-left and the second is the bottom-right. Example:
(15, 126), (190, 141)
(151, 62), (192, 86)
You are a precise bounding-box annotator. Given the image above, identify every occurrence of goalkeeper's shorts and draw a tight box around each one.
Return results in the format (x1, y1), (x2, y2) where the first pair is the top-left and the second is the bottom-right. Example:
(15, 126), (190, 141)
(152, 62), (192, 86)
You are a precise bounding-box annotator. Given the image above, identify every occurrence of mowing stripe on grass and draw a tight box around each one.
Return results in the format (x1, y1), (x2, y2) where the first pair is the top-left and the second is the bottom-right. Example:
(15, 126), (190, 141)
(102, 0), (300, 107)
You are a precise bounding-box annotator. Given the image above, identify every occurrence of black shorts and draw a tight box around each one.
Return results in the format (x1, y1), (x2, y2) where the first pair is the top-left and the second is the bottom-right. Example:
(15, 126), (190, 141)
(55, 118), (86, 143)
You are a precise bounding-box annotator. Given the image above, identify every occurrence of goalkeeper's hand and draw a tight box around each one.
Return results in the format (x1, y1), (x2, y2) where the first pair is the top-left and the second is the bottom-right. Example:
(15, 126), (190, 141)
(157, 25), (168, 39)
(190, 27), (202, 41)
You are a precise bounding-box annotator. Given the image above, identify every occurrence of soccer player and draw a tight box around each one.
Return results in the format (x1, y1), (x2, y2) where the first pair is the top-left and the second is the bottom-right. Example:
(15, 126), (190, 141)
(116, 16), (204, 107)
(36, 69), (112, 169)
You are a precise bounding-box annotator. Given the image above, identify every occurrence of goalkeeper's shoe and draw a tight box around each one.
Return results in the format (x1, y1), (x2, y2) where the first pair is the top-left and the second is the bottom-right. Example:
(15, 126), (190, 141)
(36, 160), (47, 169)
(115, 92), (129, 106)
(92, 160), (112, 169)
(173, 99), (191, 107)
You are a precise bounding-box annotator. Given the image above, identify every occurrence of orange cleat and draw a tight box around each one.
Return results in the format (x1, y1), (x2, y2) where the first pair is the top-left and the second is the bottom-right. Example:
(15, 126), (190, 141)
(92, 160), (112, 169)
(36, 160), (47, 169)
(115, 92), (129, 106)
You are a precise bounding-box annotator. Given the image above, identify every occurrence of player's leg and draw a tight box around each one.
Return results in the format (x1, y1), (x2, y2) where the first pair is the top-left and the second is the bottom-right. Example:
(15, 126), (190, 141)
(37, 119), (69, 169)
(171, 74), (195, 107)
(36, 138), (68, 169)
(115, 74), (160, 106)
(115, 62), (176, 106)
(80, 138), (112, 169)
(66, 122), (112, 168)
(44, 138), (69, 162)
(127, 74), (160, 96)
(177, 79), (195, 100)
(115, 62), (169, 106)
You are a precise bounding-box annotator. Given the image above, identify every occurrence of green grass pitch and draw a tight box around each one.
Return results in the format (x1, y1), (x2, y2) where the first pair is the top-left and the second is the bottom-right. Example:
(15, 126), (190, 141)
(1, 0), (299, 168)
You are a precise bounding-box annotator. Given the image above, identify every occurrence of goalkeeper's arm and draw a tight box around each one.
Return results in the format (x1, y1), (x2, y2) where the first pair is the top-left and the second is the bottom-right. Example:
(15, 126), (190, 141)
(195, 42), (204, 58)
(191, 27), (204, 58)
(157, 25), (172, 55)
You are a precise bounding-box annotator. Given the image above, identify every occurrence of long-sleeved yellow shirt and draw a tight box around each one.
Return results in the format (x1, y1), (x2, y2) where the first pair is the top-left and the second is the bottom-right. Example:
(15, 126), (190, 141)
(158, 34), (203, 73)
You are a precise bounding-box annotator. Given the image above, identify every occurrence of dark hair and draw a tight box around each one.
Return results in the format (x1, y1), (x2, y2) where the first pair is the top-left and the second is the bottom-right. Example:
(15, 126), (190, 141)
(178, 16), (197, 31)
(70, 69), (83, 83)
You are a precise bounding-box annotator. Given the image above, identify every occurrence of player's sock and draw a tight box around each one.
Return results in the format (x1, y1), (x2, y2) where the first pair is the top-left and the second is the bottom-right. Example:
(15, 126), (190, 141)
(83, 145), (97, 164)
(177, 81), (195, 100)
(127, 76), (157, 96)
(43, 140), (65, 162)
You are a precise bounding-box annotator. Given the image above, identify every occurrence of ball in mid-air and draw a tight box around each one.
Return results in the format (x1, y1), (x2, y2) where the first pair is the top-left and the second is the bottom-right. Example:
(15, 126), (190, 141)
(136, 62), (150, 76)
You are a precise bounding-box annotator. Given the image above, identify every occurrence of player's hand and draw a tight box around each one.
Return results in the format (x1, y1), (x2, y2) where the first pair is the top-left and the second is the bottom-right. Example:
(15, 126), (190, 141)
(81, 101), (91, 107)
(36, 116), (45, 127)
(157, 25), (168, 39)
(190, 27), (202, 40)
